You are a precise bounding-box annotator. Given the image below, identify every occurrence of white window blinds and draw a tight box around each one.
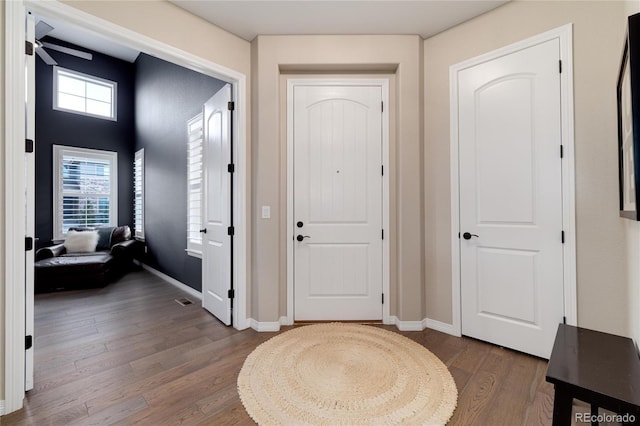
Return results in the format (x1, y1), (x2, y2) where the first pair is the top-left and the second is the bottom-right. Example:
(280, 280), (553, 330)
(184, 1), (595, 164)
(134, 149), (145, 240)
(186, 113), (203, 257)
(53, 145), (118, 240)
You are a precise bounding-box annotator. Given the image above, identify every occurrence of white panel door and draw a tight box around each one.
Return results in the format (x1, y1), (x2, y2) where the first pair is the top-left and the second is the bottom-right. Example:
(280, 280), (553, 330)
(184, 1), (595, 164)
(25, 12), (36, 392)
(293, 84), (383, 321)
(458, 39), (564, 358)
(202, 84), (232, 326)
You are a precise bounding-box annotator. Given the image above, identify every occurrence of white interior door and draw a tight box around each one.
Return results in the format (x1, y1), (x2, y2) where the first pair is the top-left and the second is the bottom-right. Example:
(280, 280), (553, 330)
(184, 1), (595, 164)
(202, 84), (232, 326)
(25, 12), (35, 392)
(458, 39), (564, 358)
(293, 83), (383, 321)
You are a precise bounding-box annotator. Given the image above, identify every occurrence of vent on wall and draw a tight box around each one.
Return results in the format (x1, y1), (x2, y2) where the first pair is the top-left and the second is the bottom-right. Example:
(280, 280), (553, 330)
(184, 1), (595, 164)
(175, 298), (193, 306)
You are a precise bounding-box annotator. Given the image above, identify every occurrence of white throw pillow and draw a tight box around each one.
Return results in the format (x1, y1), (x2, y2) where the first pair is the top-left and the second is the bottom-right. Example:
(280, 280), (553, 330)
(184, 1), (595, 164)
(63, 230), (99, 253)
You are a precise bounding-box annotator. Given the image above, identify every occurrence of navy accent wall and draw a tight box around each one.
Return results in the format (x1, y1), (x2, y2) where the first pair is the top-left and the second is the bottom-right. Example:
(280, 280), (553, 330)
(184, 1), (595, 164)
(35, 37), (135, 248)
(134, 53), (226, 292)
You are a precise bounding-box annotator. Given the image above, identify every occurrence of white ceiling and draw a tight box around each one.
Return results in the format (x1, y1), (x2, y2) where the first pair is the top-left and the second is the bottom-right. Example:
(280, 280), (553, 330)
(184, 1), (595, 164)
(34, 1), (509, 63)
(169, 0), (510, 41)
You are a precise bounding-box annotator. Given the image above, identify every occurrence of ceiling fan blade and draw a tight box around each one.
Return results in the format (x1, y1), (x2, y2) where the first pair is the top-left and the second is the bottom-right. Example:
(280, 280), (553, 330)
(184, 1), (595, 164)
(35, 20), (54, 40)
(41, 42), (93, 61)
(35, 47), (57, 66)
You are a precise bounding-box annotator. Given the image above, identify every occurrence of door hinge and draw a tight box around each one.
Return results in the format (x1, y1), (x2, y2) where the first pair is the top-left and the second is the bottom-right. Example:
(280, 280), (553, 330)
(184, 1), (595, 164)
(25, 335), (33, 350)
(227, 163), (235, 173)
(26, 41), (33, 56)
(563, 316), (567, 324)
(381, 165), (384, 176)
(560, 145), (564, 158)
(227, 226), (235, 236)
(561, 230), (565, 244)
(382, 293), (384, 304)
(559, 60), (562, 74)
(228, 101), (235, 111)
(381, 101), (384, 113)
(26, 139), (34, 153)
(381, 229), (384, 240)
(228, 289), (235, 299)
(25, 237), (33, 251)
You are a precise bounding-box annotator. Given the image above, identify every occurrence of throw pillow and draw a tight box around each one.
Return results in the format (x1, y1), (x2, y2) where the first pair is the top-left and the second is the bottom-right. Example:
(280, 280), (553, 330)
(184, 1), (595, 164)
(63, 230), (99, 253)
(111, 225), (132, 245)
(96, 226), (115, 250)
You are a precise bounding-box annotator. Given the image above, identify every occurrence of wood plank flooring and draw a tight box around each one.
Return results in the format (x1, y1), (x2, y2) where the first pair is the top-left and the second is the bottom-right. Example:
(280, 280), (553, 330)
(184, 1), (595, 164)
(2, 270), (560, 425)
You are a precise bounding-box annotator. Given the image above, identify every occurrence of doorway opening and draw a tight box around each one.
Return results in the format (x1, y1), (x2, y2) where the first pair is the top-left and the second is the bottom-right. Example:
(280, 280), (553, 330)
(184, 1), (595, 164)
(5, 0), (248, 414)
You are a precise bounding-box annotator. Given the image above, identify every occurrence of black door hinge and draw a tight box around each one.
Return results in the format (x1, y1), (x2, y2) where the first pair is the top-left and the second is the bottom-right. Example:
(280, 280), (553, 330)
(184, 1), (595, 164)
(561, 231), (565, 244)
(26, 139), (34, 153)
(228, 101), (235, 111)
(559, 60), (562, 74)
(25, 335), (33, 350)
(227, 226), (235, 236)
(25, 237), (33, 251)
(382, 293), (384, 304)
(228, 163), (235, 173)
(381, 229), (384, 240)
(563, 316), (566, 324)
(381, 101), (384, 113)
(381, 165), (384, 176)
(26, 41), (33, 56)
(228, 289), (235, 299)
(560, 145), (564, 158)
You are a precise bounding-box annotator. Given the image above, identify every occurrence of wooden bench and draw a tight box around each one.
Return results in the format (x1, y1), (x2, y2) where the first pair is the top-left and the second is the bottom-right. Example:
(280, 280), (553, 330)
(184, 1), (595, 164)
(545, 324), (640, 425)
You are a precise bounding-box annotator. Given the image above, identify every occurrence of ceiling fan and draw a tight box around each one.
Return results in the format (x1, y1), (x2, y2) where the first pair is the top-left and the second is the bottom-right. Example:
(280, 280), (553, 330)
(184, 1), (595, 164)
(34, 20), (93, 66)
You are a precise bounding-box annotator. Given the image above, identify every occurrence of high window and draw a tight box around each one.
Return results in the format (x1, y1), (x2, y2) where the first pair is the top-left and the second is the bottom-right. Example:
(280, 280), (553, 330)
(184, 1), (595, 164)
(186, 113), (203, 257)
(134, 149), (145, 240)
(53, 66), (117, 121)
(53, 145), (118, 240)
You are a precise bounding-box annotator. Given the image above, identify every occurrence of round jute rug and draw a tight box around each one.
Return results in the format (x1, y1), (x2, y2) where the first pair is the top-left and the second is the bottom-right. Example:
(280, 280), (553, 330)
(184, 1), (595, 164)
(237, 323), (458, 425)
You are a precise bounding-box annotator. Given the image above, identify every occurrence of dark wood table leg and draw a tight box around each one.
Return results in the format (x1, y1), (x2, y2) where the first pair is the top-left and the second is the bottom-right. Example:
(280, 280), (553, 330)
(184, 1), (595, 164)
(590, 404), (598, 426)
(552, 385), (573, 426)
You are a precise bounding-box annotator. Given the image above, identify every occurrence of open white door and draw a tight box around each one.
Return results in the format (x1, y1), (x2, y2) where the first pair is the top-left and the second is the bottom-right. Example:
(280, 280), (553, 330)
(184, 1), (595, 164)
(457, 38), (564, 359)
(202, 84), (233, 326)
(25, 12), (36, 391)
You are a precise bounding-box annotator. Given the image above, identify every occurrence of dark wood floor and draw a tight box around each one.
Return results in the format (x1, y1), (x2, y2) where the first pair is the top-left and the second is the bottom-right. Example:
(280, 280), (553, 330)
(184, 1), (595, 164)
(2, 270), (566, 425)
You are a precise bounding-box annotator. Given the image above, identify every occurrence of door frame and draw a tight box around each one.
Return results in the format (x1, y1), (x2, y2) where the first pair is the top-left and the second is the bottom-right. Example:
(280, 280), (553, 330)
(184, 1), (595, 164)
(449, 24), (577, 337)
(285, 78), (391, 325)
(4, 0), (249, 413)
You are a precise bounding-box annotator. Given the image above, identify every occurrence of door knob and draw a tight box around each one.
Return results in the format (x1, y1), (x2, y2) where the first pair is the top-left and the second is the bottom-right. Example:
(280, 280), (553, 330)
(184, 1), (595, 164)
(297, 221), (304, 228)
(462, 232), (479, 240)
(296, 235), (310, 242)
(199, 228), (207, 234)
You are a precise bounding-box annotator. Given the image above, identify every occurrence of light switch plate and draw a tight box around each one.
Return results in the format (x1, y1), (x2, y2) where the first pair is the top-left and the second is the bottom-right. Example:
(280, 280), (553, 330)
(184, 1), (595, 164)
(261, 206), (271, 219)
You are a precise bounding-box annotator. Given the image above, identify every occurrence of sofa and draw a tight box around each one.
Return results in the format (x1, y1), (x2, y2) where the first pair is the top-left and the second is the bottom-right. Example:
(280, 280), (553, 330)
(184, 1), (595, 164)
(34, 225), (143, 293)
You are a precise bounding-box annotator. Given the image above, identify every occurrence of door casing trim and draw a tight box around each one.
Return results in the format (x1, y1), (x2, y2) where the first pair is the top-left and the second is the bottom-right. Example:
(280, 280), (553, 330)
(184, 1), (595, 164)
(449, 24), (576, 337)
(285, 78), (390, 325)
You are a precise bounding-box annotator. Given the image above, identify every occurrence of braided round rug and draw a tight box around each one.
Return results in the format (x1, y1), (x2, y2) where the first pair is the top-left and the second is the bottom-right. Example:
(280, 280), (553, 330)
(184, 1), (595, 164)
(237, 323), (457, 425)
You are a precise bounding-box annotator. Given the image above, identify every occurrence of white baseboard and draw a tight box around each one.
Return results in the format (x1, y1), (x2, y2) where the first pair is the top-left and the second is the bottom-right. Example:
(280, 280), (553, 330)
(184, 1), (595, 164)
(388, 316), (426, 331)
(386, 316), (460, 336)
(249, 318), (281, 332)
(141, 264), (202, 301)
(424, 318), (460, 336)
(0, 400), (5, 415)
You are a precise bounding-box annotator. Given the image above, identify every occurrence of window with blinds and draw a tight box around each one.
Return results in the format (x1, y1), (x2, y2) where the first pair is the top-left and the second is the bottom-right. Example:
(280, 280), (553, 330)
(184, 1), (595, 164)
(53, 145), (118, 241)
(134, 149), (145, 240)
(53, 67), (117, 121)
(186, 113), (203, 258)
